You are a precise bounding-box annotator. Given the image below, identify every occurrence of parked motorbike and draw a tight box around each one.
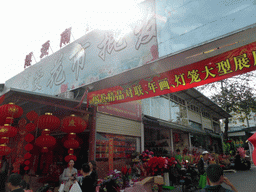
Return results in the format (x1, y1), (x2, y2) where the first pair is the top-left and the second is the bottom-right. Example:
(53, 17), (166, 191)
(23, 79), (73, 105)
(179, 164), (200, 192)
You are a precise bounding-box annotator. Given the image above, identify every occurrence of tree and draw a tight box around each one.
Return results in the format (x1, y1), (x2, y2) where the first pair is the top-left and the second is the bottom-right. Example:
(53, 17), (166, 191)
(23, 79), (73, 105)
(197, 71), (256, 140)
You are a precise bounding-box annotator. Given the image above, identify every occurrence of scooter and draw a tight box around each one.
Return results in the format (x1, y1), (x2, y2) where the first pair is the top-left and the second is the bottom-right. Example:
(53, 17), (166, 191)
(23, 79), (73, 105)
(179, 164), (200, 192)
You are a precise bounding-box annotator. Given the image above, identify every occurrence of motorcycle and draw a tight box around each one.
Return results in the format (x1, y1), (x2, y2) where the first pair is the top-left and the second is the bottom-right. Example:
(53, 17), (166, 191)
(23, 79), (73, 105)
(179, 164), (200, 192)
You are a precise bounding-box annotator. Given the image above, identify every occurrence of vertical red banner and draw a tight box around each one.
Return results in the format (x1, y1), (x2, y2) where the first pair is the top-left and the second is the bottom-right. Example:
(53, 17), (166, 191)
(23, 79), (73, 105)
(109, 138), (114, 172)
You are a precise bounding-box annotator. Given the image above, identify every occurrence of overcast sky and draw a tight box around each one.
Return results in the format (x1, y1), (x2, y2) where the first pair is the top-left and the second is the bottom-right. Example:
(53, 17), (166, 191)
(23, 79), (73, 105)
(1, 0), (144, 84)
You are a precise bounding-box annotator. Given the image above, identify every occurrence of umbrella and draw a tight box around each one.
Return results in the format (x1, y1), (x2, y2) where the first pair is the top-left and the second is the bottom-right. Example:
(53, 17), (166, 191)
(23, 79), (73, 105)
(247, 133), (256, 166)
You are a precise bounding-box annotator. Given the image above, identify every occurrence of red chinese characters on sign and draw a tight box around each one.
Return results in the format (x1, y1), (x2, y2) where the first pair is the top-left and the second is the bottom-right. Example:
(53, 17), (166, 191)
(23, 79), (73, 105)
(88, 42), (256, 106)
(60, 28), (72, 48)
(40, 40), (50, 58)
(24, 52), (33, 69)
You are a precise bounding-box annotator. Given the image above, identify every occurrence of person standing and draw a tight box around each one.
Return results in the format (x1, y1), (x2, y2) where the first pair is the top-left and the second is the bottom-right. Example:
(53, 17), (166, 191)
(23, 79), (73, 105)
(7, 173), (24, 192)
(89, 161), (98, 192)
(198, 151), (209, 189)
(200, 164), (238, 192)
(80, 163), (94, 192)
(174, 149), (183, 169)
(59, 159), (77, 192)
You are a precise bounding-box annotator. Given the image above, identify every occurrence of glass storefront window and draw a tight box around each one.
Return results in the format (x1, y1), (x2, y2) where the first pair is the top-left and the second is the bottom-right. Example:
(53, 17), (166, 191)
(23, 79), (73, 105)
(96, 133), (137, 160)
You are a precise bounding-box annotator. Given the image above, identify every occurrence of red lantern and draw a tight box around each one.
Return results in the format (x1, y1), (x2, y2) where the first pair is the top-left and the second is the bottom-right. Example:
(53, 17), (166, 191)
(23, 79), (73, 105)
(0, 117), (5, 126)
(5, 117), (13, 124)
(24, 143), (33, 151)
(26, 111), (38, 122)
(24, 166), (29, 171)
(64, 155), (77, 162)
(35, 134), (56, 148)
(0, 144), (11, 156)
(68, 149), (74, 154)
(25, 123), (36, 132)
(25, 134), (34, 143)
(24, 152), (32, 159)
(0, 103), (23, 118)
(0, 124), (17, 138)
(61, 115), (87, 134)
(38, 113), (60, 131)
(64, 138), (79, 149)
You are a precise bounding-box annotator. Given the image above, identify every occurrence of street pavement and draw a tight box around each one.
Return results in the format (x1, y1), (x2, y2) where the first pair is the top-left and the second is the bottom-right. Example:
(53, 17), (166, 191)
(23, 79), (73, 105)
(164, 164), (256, 192)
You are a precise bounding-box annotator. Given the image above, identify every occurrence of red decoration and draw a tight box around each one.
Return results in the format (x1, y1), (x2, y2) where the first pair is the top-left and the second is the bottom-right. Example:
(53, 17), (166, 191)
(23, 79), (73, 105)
(0, 124), (17, 138)
(0, 103), (23, 118)
(40, 40), (50, 58)
(18, 118), (27, 128)
(41, 147), (49, 153)
(24, 160), (30, 165)
(68, 149), (74, 154)
(0, 137), (9, 144)
(64, 155), (77, 162)
(24, 143), (33, 151)
(0, 117), (5, 126)
(24, 52), (33, 69)
(61, 115), (87, 134)
(24, 152), (32, 159)
(38, 113), (60, 131)
(0, 144), (11, 156)
(5, 117), (13, 124)
(64, 138), (79, 149)
(248, 133), (256, 166)
(35, 134), (56, 148)
(26, 111), (38, 122)
(25, 134), (34, 143)
(24, 166), (29, 171)
(60, 27), (72, 48)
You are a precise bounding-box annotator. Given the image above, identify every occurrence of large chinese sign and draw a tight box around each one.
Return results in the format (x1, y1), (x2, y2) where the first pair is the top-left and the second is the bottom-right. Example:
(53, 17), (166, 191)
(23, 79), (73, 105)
(88, 41), (256, 106)
(156, 0), (256, 57)
(6, 0), (158, 96)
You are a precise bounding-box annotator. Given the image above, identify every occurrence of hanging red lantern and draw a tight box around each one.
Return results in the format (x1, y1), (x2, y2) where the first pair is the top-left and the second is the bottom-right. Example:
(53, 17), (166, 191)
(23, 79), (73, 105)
(24, 166), (29, 171)
(35, 134), (56, 148)
(0, 103), (23, 118)
(5, 117), (14, 124)
(24, 160), (30, 165)
(24, 152), (32, 159)
(61, 115), (87, 134)
(38, 113), (60, 131)
(0, 117), (5, 126)
(64, 138), (79, 149)
(0, 144), (11, 156)
(0, 124), (17, 138)
(24, 143), (33, 151)
(64, 154), (77, 162)
(25, 134), (34, 143)
(25, 123), (36, 132)
(26, 111), (38, 122)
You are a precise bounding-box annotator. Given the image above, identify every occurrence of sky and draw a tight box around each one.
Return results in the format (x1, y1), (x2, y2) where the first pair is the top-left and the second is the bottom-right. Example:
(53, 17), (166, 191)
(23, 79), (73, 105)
(1, 0), (144, 84)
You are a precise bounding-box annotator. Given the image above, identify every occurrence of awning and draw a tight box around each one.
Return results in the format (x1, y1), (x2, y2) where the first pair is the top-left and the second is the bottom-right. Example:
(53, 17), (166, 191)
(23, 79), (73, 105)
(158, 119), (207, 135)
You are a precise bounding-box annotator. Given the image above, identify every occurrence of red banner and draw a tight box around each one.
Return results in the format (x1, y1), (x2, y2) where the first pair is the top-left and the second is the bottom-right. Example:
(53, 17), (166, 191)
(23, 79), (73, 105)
(88, 42), (256, 106)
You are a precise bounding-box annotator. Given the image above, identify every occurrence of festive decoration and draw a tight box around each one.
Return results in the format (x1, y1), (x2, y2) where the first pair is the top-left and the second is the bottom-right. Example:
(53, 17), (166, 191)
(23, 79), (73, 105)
(64, 154), (77, 162)
(38, 113), (60, 131)
(24, 143), (33, 151)
(25, 133), (34, 143)
(26, 110), (38, 122)
(0, 144), (11, 156)
(35, 134), (56, 152)
(24, 152), (32, 159)
(61, 114), (87, 134)
(24, 166), (30, 171)
(64, 137), (79, 149)
(24, 160), (30, 165)
(0, 103), (23, 119)
(25, 123), (36, 132)
(0, 124), (17, 138)
(0, 137), (9, 144)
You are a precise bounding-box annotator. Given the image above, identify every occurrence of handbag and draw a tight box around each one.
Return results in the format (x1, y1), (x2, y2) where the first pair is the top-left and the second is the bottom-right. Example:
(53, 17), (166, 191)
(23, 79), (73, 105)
(58, 183), (65, 192)
(69, 182), (82, 192)
(198, 173), (207, 189)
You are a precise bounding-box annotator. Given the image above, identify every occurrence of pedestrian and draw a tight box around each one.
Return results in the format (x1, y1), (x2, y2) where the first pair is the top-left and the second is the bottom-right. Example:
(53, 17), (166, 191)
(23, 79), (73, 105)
(0, 156), (9, 192)
(174, 149), (183, 169)
(89, 160), (98, 192)
(59, 159), (77, 192)
(7, 173), (24, 192)
(200, 164), (238, 192)
(79, 163), (94, 192)
(198, 151), (209, 189)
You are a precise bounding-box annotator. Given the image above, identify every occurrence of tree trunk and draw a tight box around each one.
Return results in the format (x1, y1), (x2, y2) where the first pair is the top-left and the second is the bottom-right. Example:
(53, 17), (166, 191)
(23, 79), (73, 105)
(223, 117), (229, 141)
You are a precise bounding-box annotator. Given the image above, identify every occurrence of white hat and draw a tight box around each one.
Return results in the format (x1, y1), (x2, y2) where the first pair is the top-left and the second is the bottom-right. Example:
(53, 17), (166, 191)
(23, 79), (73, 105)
(202, 151), (209, 155)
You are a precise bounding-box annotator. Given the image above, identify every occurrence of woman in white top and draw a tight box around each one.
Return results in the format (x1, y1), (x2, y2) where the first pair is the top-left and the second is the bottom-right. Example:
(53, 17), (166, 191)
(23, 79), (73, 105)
(60, 159), (77, 192)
